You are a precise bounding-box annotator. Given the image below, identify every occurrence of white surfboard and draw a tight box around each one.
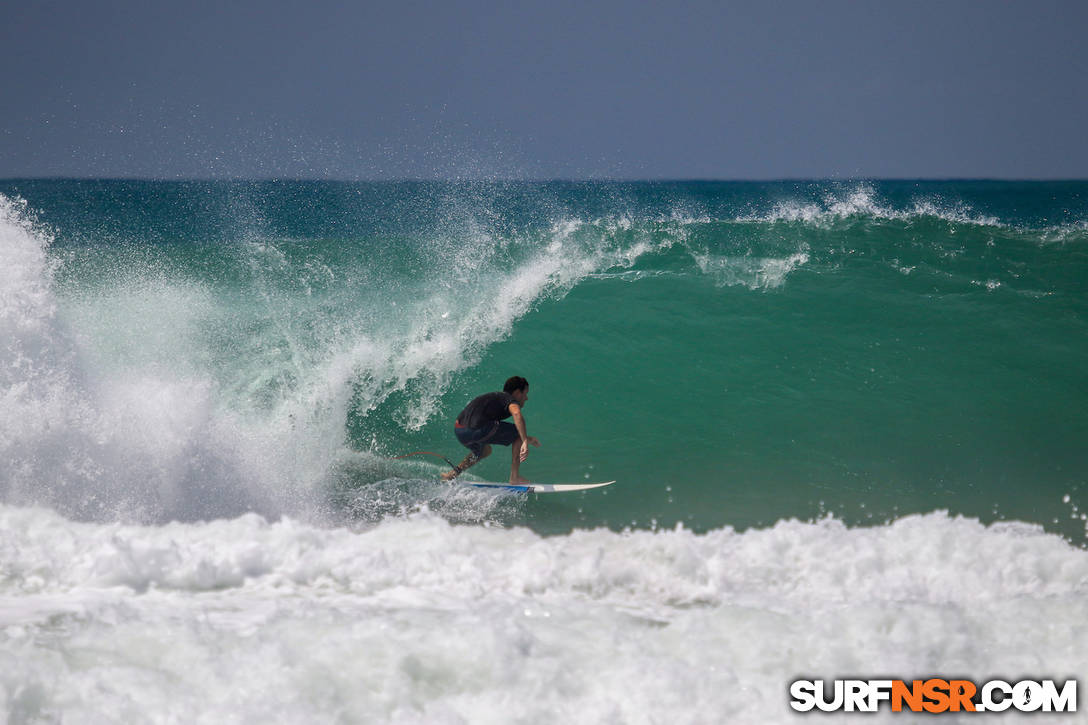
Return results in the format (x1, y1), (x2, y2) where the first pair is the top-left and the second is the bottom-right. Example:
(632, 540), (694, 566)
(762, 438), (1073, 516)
(459, 480), (615, 494)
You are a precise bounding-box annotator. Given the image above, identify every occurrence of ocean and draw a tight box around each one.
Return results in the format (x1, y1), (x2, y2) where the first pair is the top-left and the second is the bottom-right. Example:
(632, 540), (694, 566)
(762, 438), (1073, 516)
(1, 179), (1086, 722)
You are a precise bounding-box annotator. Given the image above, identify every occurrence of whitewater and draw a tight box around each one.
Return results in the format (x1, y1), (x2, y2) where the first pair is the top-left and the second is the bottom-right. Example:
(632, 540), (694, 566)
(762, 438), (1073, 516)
(3, 506), (1086, 724)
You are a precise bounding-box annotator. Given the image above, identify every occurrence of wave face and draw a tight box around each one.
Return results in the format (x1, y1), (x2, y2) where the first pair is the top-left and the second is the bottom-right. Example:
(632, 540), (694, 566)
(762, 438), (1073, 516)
(1, 179), (1087, 720)
(1, 180), (1086, 536)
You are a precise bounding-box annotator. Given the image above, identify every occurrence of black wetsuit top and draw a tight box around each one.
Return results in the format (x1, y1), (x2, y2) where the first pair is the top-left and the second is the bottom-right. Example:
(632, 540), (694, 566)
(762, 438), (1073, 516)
(456, 392), (515, 429)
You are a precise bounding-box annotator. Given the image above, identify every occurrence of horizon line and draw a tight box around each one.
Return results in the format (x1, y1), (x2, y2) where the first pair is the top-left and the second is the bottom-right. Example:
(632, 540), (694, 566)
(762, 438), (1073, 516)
(2, 175), (1087, 184)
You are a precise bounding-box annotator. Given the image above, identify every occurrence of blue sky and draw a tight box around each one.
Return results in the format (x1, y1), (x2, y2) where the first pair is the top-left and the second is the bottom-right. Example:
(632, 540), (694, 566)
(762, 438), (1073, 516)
(2, 0), (1086, 179)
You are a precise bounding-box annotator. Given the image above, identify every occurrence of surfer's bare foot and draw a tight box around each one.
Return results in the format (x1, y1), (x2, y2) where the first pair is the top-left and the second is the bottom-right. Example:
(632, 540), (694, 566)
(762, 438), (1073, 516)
(510, 476), (531, 484)
(441, 470), (459, 481)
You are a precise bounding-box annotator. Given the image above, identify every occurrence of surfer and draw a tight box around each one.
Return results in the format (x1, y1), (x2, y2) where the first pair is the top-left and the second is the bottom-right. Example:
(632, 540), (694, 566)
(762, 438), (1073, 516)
(441, 376), (541, 483)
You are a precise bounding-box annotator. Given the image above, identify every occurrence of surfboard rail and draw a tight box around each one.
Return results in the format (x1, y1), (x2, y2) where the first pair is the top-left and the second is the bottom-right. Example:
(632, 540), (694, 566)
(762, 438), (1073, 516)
(459, 480), (615, 494)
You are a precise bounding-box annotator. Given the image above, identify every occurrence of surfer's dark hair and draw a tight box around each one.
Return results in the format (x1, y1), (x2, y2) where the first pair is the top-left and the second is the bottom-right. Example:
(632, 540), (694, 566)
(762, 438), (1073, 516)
(503, 376), (528, 394)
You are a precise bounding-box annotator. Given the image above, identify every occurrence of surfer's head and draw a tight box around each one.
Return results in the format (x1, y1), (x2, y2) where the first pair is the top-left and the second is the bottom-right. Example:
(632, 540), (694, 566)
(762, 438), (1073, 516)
(504, 376), (529, 404)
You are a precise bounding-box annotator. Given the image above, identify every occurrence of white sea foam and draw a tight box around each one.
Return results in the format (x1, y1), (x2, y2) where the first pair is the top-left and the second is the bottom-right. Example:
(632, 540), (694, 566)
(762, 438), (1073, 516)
(738, 185), (1003, 228)
(1040, 220), (1088, 244)
(691, 251), (810, 290)
(1, 504), (1085, 723)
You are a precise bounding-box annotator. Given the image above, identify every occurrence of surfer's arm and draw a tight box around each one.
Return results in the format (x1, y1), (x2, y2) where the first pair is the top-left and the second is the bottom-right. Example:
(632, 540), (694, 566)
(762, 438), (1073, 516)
(509, 403), (531, 461)
(509, 403), (528, 440)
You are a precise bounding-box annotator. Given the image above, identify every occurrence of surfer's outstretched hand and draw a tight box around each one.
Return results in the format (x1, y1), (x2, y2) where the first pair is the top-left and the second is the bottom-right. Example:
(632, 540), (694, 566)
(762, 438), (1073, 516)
(519, 437), (541, 462)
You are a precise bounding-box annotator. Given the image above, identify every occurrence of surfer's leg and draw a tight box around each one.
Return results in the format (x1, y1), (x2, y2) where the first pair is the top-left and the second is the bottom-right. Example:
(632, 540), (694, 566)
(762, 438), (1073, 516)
(441, 445), (490, 480)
